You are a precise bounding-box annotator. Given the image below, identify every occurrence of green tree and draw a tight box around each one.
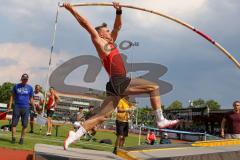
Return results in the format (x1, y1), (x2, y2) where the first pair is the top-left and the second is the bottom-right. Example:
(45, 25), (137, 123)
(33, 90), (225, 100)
(0, 82), (15, 103)
(206, 99), (221, 110)
(191, 98), (205, 108)
(132, 107), (154, 126)
(167, 100), (183, 110)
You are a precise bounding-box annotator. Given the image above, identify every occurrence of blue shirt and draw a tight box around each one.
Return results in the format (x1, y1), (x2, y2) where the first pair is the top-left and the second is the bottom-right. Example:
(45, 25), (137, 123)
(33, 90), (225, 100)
(13, 83), (33, 108)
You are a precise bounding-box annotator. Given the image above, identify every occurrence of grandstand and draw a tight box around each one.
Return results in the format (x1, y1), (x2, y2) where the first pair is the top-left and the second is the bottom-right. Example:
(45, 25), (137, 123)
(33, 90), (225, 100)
(55, 93), (104, 120)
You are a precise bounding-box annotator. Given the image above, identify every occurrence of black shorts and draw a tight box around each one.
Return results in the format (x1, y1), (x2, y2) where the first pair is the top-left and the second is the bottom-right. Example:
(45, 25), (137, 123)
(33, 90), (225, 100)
(106, 76), (131, 97)
(47, 110), (54, 118)
(116, 120), (129, 137)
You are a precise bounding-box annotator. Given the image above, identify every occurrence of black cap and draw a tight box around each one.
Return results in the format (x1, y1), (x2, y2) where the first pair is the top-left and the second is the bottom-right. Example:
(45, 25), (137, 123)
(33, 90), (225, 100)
(21, 73), (29, 80)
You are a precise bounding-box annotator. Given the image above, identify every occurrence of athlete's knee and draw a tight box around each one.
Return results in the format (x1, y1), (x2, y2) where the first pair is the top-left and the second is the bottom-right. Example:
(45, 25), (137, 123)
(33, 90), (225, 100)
(147, 83), (159, 92)
(97, 115), (108, 123)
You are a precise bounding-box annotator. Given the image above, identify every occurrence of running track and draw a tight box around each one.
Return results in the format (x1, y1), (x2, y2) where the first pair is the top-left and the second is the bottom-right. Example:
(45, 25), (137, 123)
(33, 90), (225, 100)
(0, 147), (33, 160)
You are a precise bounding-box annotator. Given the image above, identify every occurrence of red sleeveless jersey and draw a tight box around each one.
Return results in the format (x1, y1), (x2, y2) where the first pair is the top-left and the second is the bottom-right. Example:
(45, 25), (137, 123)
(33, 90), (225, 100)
(47, 94), (56, 110)
(102, 44), (126, 77)
(148, 133), (156, 141)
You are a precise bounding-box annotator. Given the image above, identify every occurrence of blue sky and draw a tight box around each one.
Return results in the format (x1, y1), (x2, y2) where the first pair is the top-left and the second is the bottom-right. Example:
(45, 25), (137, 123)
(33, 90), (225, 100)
(0, 0), (239, 108)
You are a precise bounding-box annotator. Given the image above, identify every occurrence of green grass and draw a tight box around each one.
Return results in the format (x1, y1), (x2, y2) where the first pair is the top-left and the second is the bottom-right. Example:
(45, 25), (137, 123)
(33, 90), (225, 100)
(0, 120), (145, 152)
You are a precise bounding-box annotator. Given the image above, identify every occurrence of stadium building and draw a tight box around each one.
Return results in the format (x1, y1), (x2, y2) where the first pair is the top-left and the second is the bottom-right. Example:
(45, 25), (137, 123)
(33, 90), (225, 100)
(55, 93), (104, 120)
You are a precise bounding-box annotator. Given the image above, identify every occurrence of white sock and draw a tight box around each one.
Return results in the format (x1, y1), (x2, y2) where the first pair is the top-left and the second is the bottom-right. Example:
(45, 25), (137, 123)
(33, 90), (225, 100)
(154, 108), (164, 121)
(74, 126), (86, 141)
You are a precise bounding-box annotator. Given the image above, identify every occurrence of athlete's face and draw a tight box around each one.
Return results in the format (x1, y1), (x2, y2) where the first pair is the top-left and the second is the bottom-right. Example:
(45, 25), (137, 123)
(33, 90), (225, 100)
(99, 27), (113, 42)
(49, 88), (55, 94)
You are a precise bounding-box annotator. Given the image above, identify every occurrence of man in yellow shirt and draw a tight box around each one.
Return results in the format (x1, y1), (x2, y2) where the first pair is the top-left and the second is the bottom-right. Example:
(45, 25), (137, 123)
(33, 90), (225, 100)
(113, 96), (134, 154)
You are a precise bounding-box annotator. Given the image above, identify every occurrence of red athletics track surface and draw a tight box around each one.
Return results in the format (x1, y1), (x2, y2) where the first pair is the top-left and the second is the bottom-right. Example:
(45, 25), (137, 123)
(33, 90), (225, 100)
(0, 147), (33, 160)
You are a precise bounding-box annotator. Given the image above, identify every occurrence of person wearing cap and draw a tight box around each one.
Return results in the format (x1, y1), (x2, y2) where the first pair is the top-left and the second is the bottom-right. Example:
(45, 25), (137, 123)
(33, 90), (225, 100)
(160, 132), (171, 144)
(7, 73), (34, 144)
(113, 96), (134, 154)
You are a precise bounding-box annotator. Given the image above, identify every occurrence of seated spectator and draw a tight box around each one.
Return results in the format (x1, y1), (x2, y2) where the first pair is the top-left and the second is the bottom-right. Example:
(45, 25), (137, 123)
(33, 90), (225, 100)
(160, 133), (171, 144)
(146, 129), (156, 145)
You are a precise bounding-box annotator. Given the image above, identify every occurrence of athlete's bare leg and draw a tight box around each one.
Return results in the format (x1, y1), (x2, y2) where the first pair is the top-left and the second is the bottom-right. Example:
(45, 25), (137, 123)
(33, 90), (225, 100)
(64, 96), (121, 150)
(123, 78), (179, 128)
(82, 96), (121, 130)
(123, 78), (162, 110)
(47, 117), (52, 135)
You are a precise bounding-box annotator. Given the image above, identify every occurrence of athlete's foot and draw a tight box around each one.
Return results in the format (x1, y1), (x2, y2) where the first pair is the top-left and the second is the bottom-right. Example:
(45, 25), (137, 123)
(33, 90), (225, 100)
(157, 118), (180, 129)
(64, 130), (76, 150)
(46, 132), (52, 136)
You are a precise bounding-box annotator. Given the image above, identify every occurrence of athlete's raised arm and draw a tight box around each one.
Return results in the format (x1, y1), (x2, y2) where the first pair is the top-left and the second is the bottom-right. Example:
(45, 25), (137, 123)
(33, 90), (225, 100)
(111, 2), (122, 42)
(64, 3), (101, 43)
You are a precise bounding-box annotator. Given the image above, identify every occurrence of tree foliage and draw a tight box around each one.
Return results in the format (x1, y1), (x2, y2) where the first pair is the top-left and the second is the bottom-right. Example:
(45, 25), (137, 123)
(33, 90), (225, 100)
(190, 98), (221, 110)
(205, 99), (221, 110)
(0, 82), (15, 104)
(191, 98), (205, 108)
(131, 107), (154, 126)
(167, 100), (183, 110)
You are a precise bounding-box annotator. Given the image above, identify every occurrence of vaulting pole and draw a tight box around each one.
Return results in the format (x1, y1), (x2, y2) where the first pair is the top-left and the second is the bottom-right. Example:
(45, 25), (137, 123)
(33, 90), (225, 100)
(38, 3), (60, 134)
(59, 2), (240, 69)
